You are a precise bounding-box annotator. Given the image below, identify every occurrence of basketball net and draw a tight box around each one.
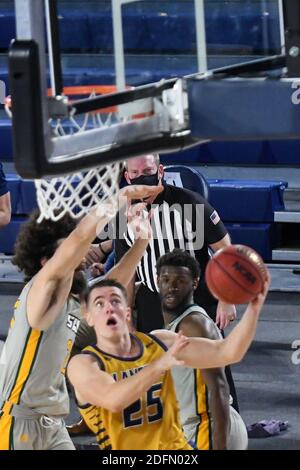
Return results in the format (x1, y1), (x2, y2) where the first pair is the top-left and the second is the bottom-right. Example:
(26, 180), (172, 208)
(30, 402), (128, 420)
(5, 86), (124, 222)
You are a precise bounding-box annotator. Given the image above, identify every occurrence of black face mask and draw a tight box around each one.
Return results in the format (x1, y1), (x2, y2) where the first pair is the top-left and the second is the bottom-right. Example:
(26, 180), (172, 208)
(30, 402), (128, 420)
(129, 171), (159, 187)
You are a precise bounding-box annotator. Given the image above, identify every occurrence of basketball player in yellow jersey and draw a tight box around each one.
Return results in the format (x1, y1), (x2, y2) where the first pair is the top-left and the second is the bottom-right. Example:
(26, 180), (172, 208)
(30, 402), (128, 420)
(0, 184), (161, 450)
(67, 273), (270, 451)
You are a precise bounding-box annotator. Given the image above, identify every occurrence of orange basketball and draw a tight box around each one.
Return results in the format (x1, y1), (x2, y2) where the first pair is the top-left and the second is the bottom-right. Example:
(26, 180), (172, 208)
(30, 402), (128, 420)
(205, 245), (268, 304)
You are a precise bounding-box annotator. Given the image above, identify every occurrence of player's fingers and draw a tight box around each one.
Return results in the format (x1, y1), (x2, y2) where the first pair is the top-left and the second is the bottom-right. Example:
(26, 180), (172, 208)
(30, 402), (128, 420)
(127, 203), (146, 218)
(123, 184), (162, 200)
(130, 202), (147, 213)
(86, 255), (96, 266)
(176, 336), (189, 350)
(91, 263), (104, 277)
(221, 314), (230, 330)
(173, 341), (189, 357)
(253, 279), (270, 304)
(262, 277), (271, 296)
(173, 332), (188, 346)
(89, 250), (101, 264)
(215, 316), (221, 328)
(177, 330), (187, 338)
(144, 185), (163, 197)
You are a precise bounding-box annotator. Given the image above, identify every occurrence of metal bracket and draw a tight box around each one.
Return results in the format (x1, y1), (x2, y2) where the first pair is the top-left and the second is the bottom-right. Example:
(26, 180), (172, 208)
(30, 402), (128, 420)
(48, 95), (69, 119)
(162, 79), (189, 131)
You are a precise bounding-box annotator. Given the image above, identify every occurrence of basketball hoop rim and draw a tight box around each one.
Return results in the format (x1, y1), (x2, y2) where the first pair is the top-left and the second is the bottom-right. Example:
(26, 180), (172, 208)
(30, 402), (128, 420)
(49, 85), (131, 97)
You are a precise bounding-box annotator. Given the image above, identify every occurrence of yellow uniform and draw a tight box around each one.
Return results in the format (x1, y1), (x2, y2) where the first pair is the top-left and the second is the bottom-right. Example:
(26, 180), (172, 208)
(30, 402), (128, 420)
(78, 332), (192, 450)
(0, 282), (78, 450)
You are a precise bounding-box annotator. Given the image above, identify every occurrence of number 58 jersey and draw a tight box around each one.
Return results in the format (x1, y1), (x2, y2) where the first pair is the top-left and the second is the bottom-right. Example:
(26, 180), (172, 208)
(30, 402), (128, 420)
(77, 332), (191, 450)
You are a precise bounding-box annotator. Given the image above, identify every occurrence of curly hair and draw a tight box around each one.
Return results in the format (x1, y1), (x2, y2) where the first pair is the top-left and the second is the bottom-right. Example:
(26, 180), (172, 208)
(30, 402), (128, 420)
(156, 249), (200, 280)
(12, 210), (77, 282)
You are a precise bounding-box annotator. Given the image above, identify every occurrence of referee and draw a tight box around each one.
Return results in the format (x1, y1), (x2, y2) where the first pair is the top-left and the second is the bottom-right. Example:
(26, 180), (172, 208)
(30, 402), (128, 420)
(115, 154), (237, 333)
(115, 154), (239, 413)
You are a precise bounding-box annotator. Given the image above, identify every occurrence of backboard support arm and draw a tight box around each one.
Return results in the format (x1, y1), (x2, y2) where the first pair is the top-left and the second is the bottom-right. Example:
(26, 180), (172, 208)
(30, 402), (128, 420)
(44, 0), (63, 96)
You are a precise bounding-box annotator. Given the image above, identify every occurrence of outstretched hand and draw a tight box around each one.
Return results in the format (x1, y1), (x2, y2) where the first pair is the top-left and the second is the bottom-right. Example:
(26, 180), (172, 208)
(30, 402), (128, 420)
(127, 203), (153, 240)
(93, 184), (162, 227)
(216, 301), (237, 330)
(90, 262), (105, 277)
(158, 331), (189, 370)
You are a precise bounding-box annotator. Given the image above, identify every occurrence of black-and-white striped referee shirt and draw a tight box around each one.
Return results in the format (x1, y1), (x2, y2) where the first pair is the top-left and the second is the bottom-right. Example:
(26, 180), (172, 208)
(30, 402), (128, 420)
(115, 183), (227, 306)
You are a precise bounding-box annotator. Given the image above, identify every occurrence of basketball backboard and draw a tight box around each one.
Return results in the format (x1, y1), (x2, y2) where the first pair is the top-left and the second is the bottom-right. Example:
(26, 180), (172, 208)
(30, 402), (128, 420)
(8, 0), (300, 179)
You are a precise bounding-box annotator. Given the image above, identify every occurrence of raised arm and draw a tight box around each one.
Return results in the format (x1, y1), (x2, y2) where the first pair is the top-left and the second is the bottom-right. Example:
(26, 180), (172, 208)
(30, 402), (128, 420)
(105, 203), (152, 288)
(67, 333), (188, 412)
(27, 185), (161, 330)
(26, 205), (116, 330)
(154, 274), (270, 370)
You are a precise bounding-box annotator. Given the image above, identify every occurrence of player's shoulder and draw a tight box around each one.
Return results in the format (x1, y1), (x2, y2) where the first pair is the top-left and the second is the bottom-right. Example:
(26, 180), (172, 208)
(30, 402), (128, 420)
(149, 329), (177, 349)
(135, 330), (167, 351)
(179, 312), (219, 340)
(70, 350), (96, 366)
(68, 349), (100, 376)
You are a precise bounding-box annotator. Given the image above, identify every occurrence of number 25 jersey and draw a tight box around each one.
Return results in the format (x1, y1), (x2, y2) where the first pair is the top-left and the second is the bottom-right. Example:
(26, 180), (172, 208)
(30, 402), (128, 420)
(77, 332), (191, 450)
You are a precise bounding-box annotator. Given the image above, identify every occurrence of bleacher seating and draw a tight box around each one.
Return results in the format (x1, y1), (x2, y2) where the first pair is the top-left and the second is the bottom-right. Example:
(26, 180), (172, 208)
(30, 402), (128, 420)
(0, 216), (27, 254)
(207, 179), (287, 261)
(0, 0), (281, 90)
(0, 117), (13, 161)
(5, 171), (21, 213)
(162, 166), (286, 261)
(0, 1), (281, 53)
(207, 179), (287, 223)
(225, 222), (280, 261)
(160, 140), (300, 166)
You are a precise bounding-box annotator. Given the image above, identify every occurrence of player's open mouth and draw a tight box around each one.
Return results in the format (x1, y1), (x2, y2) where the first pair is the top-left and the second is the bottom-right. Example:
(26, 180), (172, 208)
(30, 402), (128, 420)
(106, 317), (118, 326)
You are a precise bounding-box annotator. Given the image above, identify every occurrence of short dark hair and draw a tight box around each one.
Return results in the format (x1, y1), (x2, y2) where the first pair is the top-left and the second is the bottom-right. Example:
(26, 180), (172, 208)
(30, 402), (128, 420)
(125, 153), (160, 169)
(12, 209), (77, 282)
(156, 249), (200, 280)
(85, 278), (128, 305)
